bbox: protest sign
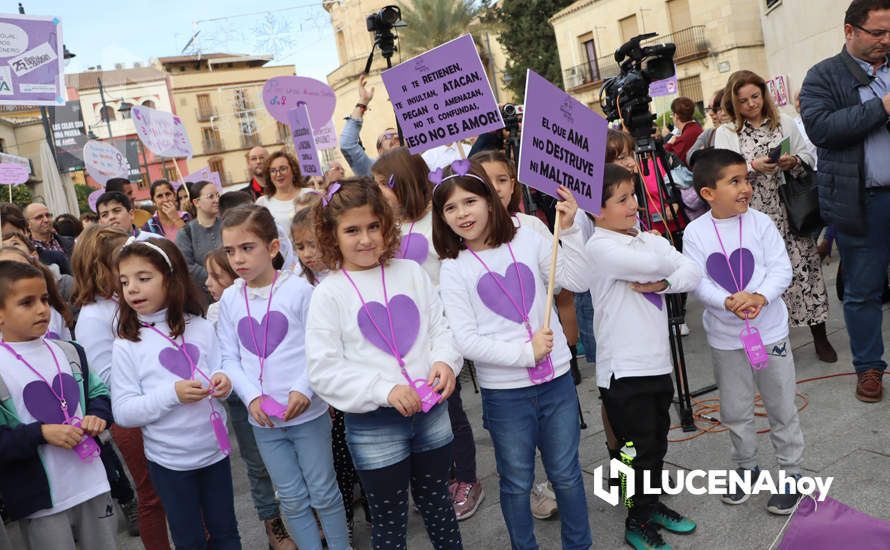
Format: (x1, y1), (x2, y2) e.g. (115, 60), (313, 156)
(287, 104), (322, 177)
(182, 166), (223, 192)
(314, 119), (338, 151)
(132, 105), (193, 158)
(381, 34), (503, 154)
(49, 99), (87, 172)
(0, 14), (65, 106)
(649, 75), (678, 98)
(518, 70), (607, 215)
(0, 162), (28, 184)
(88, 189), (103, 212)
(83, 140), (130, 186)
(263, 76), (336, 129)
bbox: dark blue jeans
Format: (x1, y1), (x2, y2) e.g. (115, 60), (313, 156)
(147, 457), (241, 550)
(481, 373), (591, 550)
(836, 189), (890, 374)
(574, 291), (596, 362)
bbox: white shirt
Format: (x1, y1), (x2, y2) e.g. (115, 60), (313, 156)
(397, 210), (440, 286)
(439, 224), (587, 389)
(683, 209), (792, 350)
(217, 270), (327, 427)
(421, 142), (466, 170)
(306, 259), (461, 413)
(256, 194), (297, 229)
(75, 297), (119, 386)
(112, 311), (228, 471)
(565, 227), (701, 388)
(46, 308), (71, 341)
(0, 339), (109, 518)
(512, 212), (552, 241)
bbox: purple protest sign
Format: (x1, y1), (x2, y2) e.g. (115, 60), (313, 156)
(132, 105), (193, 158)
(314, 119), (338, 151)
(83, 140), (130, 186)
(518, 70), (607, 215)
(0, 14), (65, 106)
(381, 34), (503, 154)
(183, 166), (223, 192)
(88, 189), (103, 213)
(649, 75), (678, 98)
(0, 163), (29, 185)
(287, 105), (322, 177)
(263, 76), (336, 129)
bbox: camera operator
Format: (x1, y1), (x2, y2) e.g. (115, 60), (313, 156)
(338, 74), (402, 177)
(661, 97), (703, 166)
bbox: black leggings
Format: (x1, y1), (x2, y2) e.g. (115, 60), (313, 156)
(357, 444), (462, 550)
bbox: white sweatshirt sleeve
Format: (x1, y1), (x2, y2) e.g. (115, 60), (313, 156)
(546, 223), (590, 293)
(288, 287), (315, 400)
(439, 260), (536, 369)
(752, 215), (793, 303)
(650, 235), (703, 293)
(421, 267), (463, 374)
(217, 292), (263, 407)
(587, 236), (677, 283)
(77, 305), (114, 386)
(682, 227), (733, 310)
(110, 340), (180, 428)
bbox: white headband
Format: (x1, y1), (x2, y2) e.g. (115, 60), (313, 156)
(123, 236), (173, 271)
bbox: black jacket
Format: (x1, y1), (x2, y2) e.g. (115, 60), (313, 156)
(800, 47), (889, 236)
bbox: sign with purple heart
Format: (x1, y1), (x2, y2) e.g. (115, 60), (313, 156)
(132, 105), (193, 159)
(357, 294), (420, 359)
(476, 262), (535, 323)
(183, 166), (223, 193)
(381, 34), (503, 154)
(287, 104), (322, 177)
(518, 70), (608, 215)
(263, 76), (336, 129)
(237, 311), (289, 358)
(314, 119), (338, 151)
(0, 162), (29, 185)
(83, 140), (130, 186)
(22, 372), (79, 424)
(0, 14), (66, 106)
(706, 248), (754, 293)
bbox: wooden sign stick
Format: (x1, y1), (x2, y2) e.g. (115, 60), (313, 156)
(543, 209), (562, 330)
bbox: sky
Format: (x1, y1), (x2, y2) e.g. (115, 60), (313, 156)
(14, 0), (340, 81)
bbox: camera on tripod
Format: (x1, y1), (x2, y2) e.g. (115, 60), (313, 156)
(600, 33), (676, 139)
(501, 103), (524, 133)
(366, 5), (404, 61)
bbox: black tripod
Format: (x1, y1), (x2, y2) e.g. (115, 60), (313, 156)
(362, 23), (405, 146)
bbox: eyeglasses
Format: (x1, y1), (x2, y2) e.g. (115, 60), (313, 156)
(853, 24), (890, 39)
(269, 166), (291, 176)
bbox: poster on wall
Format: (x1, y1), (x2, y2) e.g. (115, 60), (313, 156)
(773, 75), (789, 106)
(0, 13), (66, 106)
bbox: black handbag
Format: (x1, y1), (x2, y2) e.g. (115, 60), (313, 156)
(779, 161), (823, 237)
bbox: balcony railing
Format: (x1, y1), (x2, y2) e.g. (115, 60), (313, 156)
(642, 25), (708, 62)
(240, 133), (261, 148)
(564, 54), (619, 90)
(202, 136), (224, 154)
(196, 106), (217, 122)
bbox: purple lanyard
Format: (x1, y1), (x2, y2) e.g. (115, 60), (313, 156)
(710, 216), (753, 328)
(398, 221), (417, 260)
(342, 264), (413, 384)
(0, 339), (71, 422)
(243, 271), (280, 392)
(467, 243), (534, 339)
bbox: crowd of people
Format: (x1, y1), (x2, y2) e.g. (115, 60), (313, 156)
(0, 1), (888, 550)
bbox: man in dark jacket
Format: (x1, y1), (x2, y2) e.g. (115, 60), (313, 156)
(800, 0), (890, 403)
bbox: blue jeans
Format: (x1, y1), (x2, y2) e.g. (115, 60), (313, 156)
(481, 373), (592, 550)
(252, 414), (349, 550)
(574, 291), (596, 362)
(344, 400), (453, 470)
(147, 457), (240, 550)
(836, 189), (890, 373)
(225, 395), (279, 520)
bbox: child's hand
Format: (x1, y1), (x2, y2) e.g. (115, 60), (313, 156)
(388, 385), (421, 417)
(630, 280), (668, 294)
(531, 328), (554, 362)
(79, 415), (106, 436)
(41, 423), (84, 449)
(427, 362), (456, 401)
(248, 396), (275, 428)
(210, 373), (232, 398)
(175, 380), (210, 404)
(283, 391), (311, 421)
(729, 291), (766, 319)
(555, 186), (578, 230)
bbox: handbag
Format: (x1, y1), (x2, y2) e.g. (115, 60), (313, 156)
(779, 161), (823, 237)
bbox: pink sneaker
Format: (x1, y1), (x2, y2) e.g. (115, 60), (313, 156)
(452, 480), (485, 521)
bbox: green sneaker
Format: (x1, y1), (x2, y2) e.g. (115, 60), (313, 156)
(625, 517), (672, 550)
(649, 502), (697, 534)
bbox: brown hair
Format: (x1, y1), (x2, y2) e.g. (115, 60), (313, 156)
(601, 164), (636, 207)
(710, 89), (725, 112)
(313, 178), (400, 270)
(605, 129), (635, 163)
(290, 205), (319, 285)
(723, 70), (781, 134)
(72, 225), (129, 307)
(371, 147), (432, 222)
(670, 97), (696, 123)
(431, 160), (516, 260)
(0, 203), (27, 234)
(115, 238), (205, 341)
(262, 150), (304, 197)
(204, 247), (238, 287)
(0, 246), (73, 329)
(470, 149), (522, 214)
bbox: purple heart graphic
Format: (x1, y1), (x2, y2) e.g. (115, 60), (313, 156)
(477, 262), (536, 323)
(357, 294), (420, 359)
(642, 292), (664, 310)
(23, 373), (79, 424)
(399, 232), (429, 264)
(237, 311), (289, 358)
(158, 344), (201, 379)
(706, 248), (755, 294)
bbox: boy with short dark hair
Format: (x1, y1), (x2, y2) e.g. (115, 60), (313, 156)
(96, 191), (156, 241)
(565, 164), (701, 549)
(683, 148), (806, 515)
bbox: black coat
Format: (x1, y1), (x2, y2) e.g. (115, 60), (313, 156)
(800, 47), (889, 236)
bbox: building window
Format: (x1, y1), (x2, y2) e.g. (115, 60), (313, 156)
(619, 14), (639, 42)
(678, 74), (705, 113)
(99, 105), (116, 122)
(667, 0), (692, 33)
(581, 36), (599, 83)
(142, 99), (157, 109)
(277, 122), (289, 143)
(0, 138), (6, 153)
(766, 0), (781, 8)
(164, 164), (177, 181)
(202, 127), (223, 153)
(208, 158), (225, 184)
(197, 94), (215, 121)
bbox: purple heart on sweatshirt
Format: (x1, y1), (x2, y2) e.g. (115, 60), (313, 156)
(158, 344), (200, 379)
(399, 232), (429, 264)
(237, 311), (289, 358)
(477, 262), (535, 323)
(357, 294), (420, 359)
(706, 248), (755, 294)
(23, 373), (79, 424)
(642, 292), (664, 310)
